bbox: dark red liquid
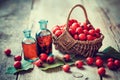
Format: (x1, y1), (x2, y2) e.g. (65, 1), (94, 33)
(22, 42), (38, 60)
(36, 34), (52, 56)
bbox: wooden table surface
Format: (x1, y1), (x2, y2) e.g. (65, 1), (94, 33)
(0, 0), (120, 80)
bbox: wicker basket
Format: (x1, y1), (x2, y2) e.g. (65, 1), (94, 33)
(52, 4), (104, 57)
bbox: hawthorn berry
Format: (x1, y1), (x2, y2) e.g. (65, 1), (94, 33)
(107, 61), (115, 70)
(35, 59), (43, 67)
(114, 60), (120, 68)
(14, 55), (22, 61)
(4, 48), (11, 56)
(78, 33), (87, 41)
(86, 57), (94, 65)
(95, 59), (103, 67)
(62, 64), (70, 72)
(107, 58), (114, 62)
(75, 60), (83, 68)
(98, 67), (106, 76)
(39, 53), (48, 62)
(47, 56), (55, 64)
(63, 54), (71, 62)
(14, 61), (21, 69)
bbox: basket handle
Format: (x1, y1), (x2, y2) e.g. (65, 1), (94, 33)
(66, 4), (90, 30)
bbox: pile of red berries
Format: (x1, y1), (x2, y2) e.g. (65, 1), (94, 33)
(62, 54), (120, 76)
(4, 48), (22, 69)
(35, 53), (55, 67)
(52, 19), (101, 41)
(13, 55), (22, 69)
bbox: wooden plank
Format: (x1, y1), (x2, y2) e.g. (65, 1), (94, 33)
(17, 0), (100, 80)
(96, 0), (120, 51)
(0, 0), (32, 80)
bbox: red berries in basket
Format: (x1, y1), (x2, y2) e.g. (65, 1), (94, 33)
(52, 19), (101, 41)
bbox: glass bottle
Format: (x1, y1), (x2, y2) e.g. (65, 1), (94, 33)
(36, 20), (52, 56)
(22, 29), (38, 61)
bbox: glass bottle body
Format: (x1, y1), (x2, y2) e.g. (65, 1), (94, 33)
(36, 20), (52, 56)
(22, 30), (38, 61)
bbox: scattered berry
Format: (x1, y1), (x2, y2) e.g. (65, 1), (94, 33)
(63, 54), (71, 62)
(14, 55), (22, 61)
(75, 60), (83, 68)
(95, 59), (103, 67)
(107, 61), (115, 70)
(4, 48), (11, 56)
(86, 57), (94, 65)
(62, 64), (70, 72)
(35, 59), (43, 67)
(98, 67), (106, 76)
(39, 53), (48, 62)
(107, 58), (114, 62)
(114, 60), (120, 69)
(47, 56), (55, 64)
(14, 61), (21, 69)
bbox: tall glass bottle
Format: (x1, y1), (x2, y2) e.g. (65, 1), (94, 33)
(22, 29), (38, 61)
(36, 20), (52, 56)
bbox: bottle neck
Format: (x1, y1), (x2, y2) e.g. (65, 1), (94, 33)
(39, 20), (48, 30)
(23, 30), (32, 39)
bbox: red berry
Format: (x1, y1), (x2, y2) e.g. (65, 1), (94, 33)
(114, 60), (120, 68)
(95, 28), (100, 33)
(107, 58), (114, 62)
(68, 19), (78, 27)
(86, 57), (94, 65)
(73, 34), (79, 40)
(52, 25), (60, 34)
(88, 29), (95, 36)
(87, 24), (94, 30)
(83, 29), (88, 35)
(14, 55), (22, 61)
(14, 61), (21, 69)
(69, 28), (75, 36)
(95, 56), (101, 60)
(35, 59), (43, 67)
(83, 22), (88, 30)
(95, 59), (103, 67)
(75, 27), (83, 34)
(39, 53), (48, 62)
(4, 48), (11, 56)
(95, 33), (101, 38)
(107, 61), (115, 70)
(47, 56), (55, 64)
(62, 64), (70, 72)
(63, 54), (71, 62)
(98, 67), (106, 76)
(70, 22), (79, 31)
(79, 33), (87, 41)
(75, 60), (83, 68)
(87, 35), (94, 41)
(55, 30), (63, 37)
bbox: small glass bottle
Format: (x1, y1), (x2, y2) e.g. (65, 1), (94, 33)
(36, 20), (52, 56)
(22, 29), (38, 61)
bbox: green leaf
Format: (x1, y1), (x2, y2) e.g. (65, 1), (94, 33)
(40, 59), (64, 71)
(6, 60), (34, 74)
(39, 57), (74, 71)
(98, 46), (120, 60)
(103, 46), (120, 54)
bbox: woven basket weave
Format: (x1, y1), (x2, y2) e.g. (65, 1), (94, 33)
(53, 4), (104, 57)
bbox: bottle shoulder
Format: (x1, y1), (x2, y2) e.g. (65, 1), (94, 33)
(22, 37), (36, 44)
(36, 29), (52, 37)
